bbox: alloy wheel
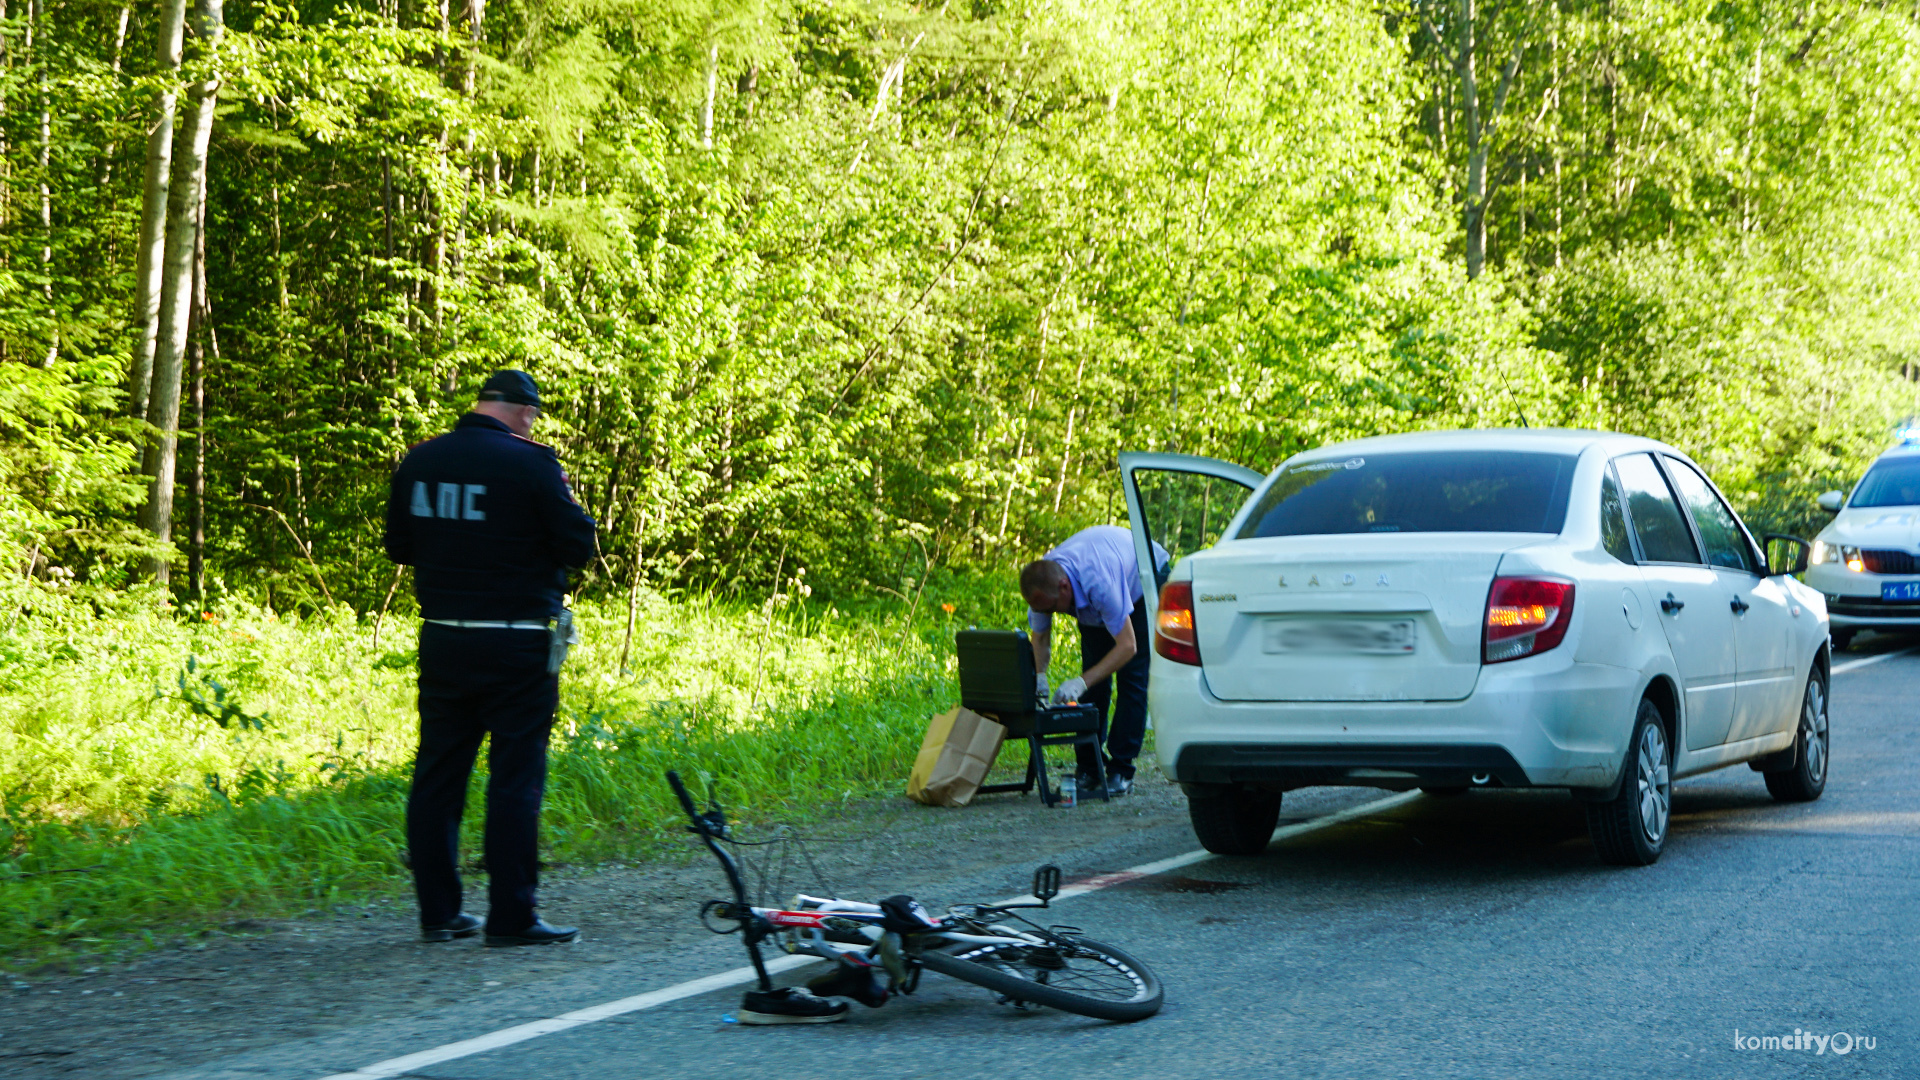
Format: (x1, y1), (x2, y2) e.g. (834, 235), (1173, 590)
(1803, 678), (1829, 785)
(1637, 721), (1671, 845)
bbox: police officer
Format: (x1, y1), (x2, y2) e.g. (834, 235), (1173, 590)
(1020, 525), (1166, 798)
(385, 370), (597, 946)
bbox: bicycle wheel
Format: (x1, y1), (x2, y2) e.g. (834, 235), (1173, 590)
(918, 937), (1163, 1022)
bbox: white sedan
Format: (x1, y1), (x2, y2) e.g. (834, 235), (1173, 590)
(1117, 429), (1832, 866)
(1805, 440), (1920, 649)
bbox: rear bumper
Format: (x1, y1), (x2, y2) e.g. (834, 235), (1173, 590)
(1172, 743), (1529, 789)
(1150, 654), (1641, 791)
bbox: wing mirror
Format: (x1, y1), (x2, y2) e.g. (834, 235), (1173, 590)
(1764, 535), (1810, 577)
(1816, 491), (1844, 513)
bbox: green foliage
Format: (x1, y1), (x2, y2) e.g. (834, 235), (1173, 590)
(172, 656), (274, 732)
(3, 0), (1920, 962)
(0, 569), (1042, 963)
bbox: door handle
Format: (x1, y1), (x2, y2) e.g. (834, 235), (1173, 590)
(1730, 595), (1750, 615)
(1660, 592), (1685, 614)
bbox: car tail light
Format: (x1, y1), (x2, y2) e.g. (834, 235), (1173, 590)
(1155, 581), (1202, 666)
(1483, 576), (1575, 663)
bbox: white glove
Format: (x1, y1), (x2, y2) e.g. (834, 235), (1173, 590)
(1035, 674), (1050, 701)
(1051, 675), (1088, 706)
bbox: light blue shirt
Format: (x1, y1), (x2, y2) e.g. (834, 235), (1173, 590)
(1027, 525), (1167, 637)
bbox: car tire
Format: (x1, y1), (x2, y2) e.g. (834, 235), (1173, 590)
(1764, 671), (1829, 803)
(1186, 785), (1282, 856)
(1419, 786), (1469, 797)
(1586, 698), (1672, 867)
(1829, 630), (1855, 652)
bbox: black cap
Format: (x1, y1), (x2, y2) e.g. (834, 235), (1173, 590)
(477, 369), (541, 407)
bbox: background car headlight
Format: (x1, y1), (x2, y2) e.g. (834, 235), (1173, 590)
(1813, 542), (1864, 570)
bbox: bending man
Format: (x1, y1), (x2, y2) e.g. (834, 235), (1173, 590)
(1020, 524), (1166, 797)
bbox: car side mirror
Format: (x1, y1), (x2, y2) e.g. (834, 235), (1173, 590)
(1764, 535), (1810, 577)
(1816, 491), (1844, 513)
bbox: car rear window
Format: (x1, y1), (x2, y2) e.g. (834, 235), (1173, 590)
(1850, 457), (1920, 508)
(1236, 450), (1578, 538)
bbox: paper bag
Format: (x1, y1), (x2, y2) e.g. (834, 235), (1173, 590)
(906, 707), (1007, 807)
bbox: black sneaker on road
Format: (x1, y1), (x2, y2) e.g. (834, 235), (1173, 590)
(739, 986), (850, 1025)
(806, 954), (890, 1007)
(1105, 772), (1134, 797)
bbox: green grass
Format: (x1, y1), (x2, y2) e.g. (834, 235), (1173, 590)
(0, 570), (1041, 965)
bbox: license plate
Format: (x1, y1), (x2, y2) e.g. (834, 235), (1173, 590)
(1263, 619), (1416, 655)
(1882, 581), (1920, 602)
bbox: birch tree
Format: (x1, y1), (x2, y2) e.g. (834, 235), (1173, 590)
(1409, 0), (1541, 278)
(130, 0), (187, 419)
(138, 0), (222, 583)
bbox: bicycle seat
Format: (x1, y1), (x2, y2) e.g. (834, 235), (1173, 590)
(878, 895), (942, 935)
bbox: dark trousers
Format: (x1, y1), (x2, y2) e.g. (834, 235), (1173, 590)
(1077, 598), (1151, 779)
(408, 624), (557, 933)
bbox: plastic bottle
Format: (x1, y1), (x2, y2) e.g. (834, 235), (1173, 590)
(1058, 773), (1077, 808)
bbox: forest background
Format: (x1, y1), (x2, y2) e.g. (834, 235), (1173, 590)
(2, 0), (1919, 958)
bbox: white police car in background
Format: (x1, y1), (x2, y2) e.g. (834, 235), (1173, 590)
(1807, 439), (1920, 650)
(1117, 430), (1831, 868)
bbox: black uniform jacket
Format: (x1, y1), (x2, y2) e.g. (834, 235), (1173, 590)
(385, 413), (598, 621)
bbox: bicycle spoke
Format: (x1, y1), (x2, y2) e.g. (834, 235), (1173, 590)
(967, 944), (1149, 1002)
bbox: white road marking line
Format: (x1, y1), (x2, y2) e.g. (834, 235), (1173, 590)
(315, 790), (1418, 1079)
(1831, 647), (1918, 675)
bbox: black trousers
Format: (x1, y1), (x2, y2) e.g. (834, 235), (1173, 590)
(1076, 598), (1151, 779)
(408, 624), (557, 933)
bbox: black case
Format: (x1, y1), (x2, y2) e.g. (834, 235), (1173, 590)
(953, 628), (1108, 801)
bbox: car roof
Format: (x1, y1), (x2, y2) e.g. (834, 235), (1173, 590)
(1285, 427), (1671, 463)
(1872, 442), (1920, 463)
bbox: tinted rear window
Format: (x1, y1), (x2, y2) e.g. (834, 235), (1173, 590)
(1850, 457), (1920, 508)
(1237, 450), (1578, 538)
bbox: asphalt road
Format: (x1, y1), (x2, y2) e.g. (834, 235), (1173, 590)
(167, 644), (1918, 1080)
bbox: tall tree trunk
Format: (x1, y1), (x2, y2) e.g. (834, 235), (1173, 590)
(464, 0), (483, 96)
(138, 0), (222, 584)
(131, 0), (188, 418)
(1, 0), (10, 243)
(188, 201), (207, 608)
(702, 42), (718, 147)
(95, 4), (131, 192)
(31, 0), (54, 364)
(1458, 0), (1486, 279)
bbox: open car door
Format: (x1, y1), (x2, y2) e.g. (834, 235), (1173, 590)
(1118, 452), (1265, 625)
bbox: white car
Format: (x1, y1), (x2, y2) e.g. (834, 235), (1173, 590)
(1116, 429), (1831, 866)
(1806, 441), (1920, 649)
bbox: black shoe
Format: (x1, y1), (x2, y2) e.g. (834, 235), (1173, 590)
(805, 954), (889, 1008)
(738, 986), (850, 1025)
(484, 918), (580, 947)
(1104, 772), (1134, 797)
(421, 913), (483, 943)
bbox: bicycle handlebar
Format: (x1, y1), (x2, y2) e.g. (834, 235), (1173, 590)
(665, 769), (700, 824)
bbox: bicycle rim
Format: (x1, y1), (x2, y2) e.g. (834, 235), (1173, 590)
(919, 937), (1163, 1022)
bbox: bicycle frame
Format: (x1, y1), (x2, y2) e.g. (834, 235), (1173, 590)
(666, 770), (1067, 994)
(754, 896), (1065, 961)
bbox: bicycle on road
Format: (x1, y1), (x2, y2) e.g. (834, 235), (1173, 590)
(666, 770), (1164, 1024)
